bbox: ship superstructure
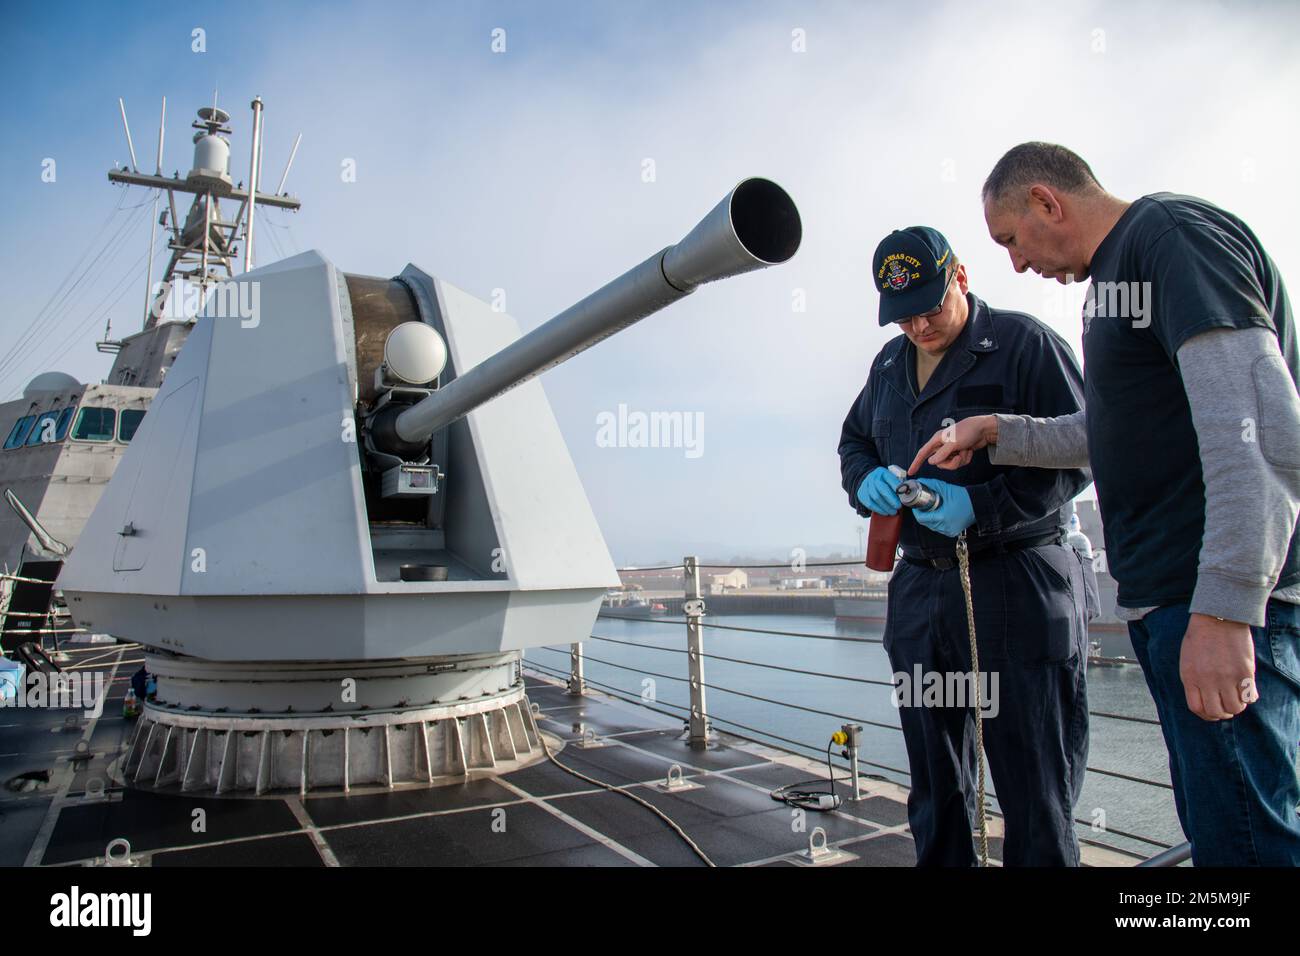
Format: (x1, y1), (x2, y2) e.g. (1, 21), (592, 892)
(0, 98), (299, 648)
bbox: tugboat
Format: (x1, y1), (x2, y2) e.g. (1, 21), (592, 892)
(601, 590), (668, 619)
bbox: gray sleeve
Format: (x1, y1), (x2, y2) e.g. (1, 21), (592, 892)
(987, 409), (1090, 469)
(1178, 326), (1300, 627)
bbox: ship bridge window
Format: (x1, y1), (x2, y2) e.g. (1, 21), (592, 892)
(118, 409), (145, 442)
(71, 407), (117, 442)
(55, 406), (74, 440)
(3, 415), (36, 449)
(24, 410), (63, 446)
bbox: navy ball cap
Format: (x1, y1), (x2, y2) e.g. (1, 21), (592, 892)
(872, 226), (954, 326)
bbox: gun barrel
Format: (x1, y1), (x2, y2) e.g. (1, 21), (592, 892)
(393, 177), (800, 443)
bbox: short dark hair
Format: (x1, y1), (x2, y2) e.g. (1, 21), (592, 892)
(982, 142), (1103, 206)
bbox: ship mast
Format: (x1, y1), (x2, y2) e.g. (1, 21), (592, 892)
(104, 96), (302, 337)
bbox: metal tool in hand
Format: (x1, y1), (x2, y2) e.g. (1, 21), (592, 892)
(887, 464), (942, 512)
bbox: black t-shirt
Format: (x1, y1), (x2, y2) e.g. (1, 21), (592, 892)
(1083, 192), (1299, 609)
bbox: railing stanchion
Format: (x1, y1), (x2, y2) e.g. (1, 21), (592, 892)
(1136, 841), (1192, 867)
(568, 642), (585, 696)
(684, 555), (711, 744)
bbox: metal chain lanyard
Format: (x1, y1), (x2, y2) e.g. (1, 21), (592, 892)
(955, 530), (991, 867)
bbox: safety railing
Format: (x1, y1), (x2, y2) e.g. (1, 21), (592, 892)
(0, 572), (86, 662)
(526, 554), (1190, 865)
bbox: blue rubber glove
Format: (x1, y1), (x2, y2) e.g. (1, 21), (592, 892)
(911, 477), (976, 537)
(856, 467), (902, 516)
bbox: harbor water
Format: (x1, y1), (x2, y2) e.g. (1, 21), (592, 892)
(526, 611), (1182, 860)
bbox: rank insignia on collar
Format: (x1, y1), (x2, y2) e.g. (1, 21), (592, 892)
(978, 338), (992, 348)
(880, 356), (894, 368)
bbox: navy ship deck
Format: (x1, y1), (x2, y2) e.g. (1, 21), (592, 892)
(2, 646), (1145, 867)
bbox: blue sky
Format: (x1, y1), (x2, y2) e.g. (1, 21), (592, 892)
(3, 0), (1298, 563)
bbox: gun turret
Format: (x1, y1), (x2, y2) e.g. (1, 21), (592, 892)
(366, 177), (800, 458)
(60, 176), (801, 796)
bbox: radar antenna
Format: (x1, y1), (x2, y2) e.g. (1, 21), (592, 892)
(105, 96), (303, 335)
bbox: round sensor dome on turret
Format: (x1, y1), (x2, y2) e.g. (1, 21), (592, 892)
(383, 321), (448, 385)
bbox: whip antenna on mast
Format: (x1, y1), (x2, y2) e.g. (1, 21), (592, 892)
(244, 96), (264, 271)
(117, 98), (139, 171)
(276, 132), (302, 196)
(141, 96), (166, 330)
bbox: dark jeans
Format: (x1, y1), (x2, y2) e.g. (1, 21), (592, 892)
(884, 542), (1090, 866)
(1127, 600), (1300, 866)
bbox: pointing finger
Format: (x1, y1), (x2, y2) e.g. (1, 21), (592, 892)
(908, 435), (945, 474)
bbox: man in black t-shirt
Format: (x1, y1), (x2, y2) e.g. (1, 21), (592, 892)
(911, 143), (1300, 866)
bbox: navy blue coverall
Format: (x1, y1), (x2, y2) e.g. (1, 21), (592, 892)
(838, 292), (1092, 866)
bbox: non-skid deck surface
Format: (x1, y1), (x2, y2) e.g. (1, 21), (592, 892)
(3, 662), (932, 867)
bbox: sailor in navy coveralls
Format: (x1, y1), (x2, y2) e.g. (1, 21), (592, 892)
(838, 226), (1092, 866)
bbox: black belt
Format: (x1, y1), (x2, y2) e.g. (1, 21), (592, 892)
(901, 531), (1064, 571)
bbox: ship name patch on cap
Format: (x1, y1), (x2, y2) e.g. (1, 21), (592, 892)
(878, 253), (922, 292)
